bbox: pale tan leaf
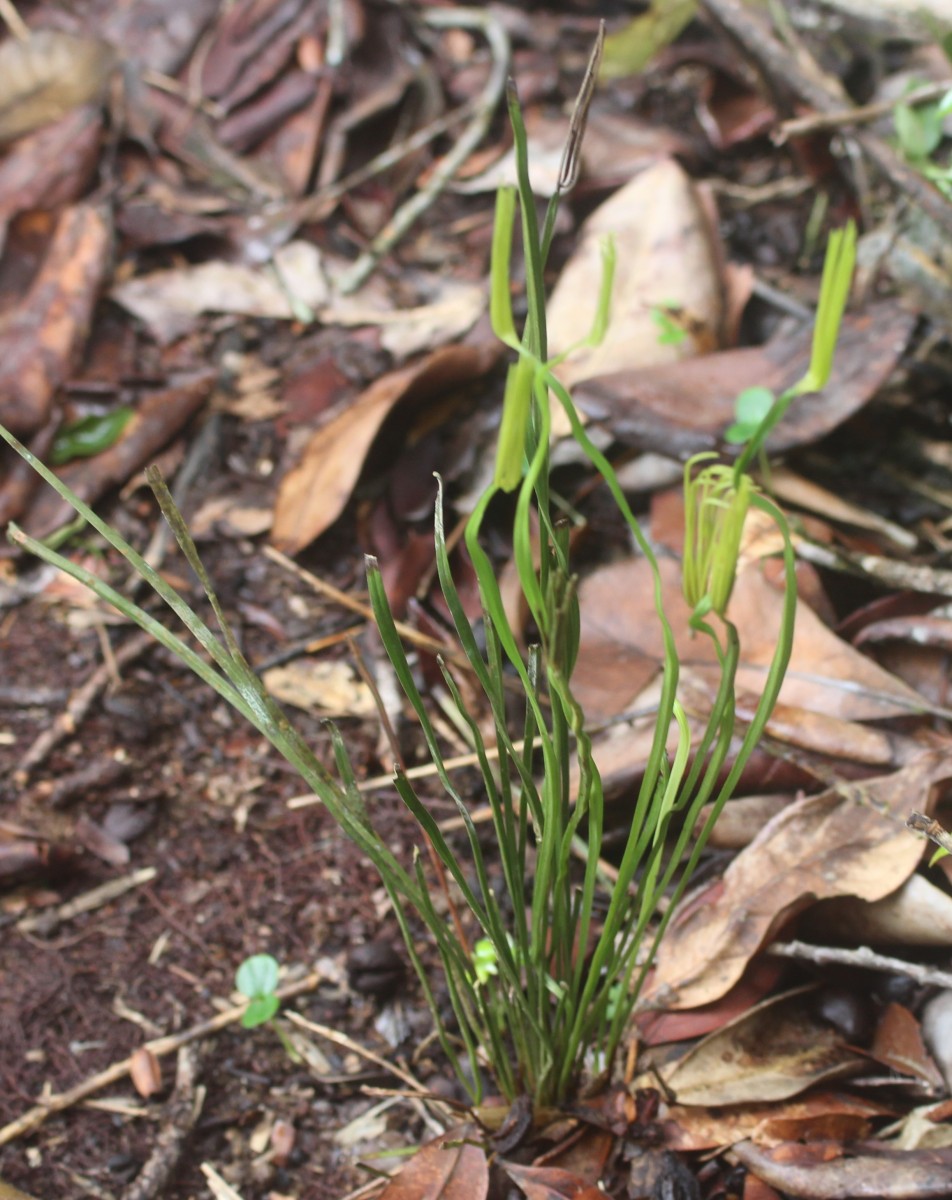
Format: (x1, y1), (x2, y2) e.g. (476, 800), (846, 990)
(548, 159), (724, 390)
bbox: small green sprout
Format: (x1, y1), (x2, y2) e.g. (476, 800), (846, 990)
(50, 407), (134, 465)
(472, 938), (500, 986)
(650, 304), (689, 346)
(236, 953), (281, 1028)
(725, 386), (774, 445)
(794, 219), (857, 397)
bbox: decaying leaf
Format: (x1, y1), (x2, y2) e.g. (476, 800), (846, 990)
(0, 203), (112, 436)
(378, 1127), (489, 1200)
(0, 31), (116, 143)
(272, 343), (499, 554)
(645, 750), (952, 1009)
(661, 986), (864, 1106)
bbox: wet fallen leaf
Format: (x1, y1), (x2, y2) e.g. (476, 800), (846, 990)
(645, 750), (952, 1009)
(272, 342), (499, 554)
(662, 987), (863, 1106)
(378, 1126), (489, 1200)
(0, 31), (116, 143)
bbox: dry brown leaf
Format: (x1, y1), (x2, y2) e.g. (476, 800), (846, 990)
(0, 31), (116, 143)
(0, 202), (112, 436)
(272, 343), (499, 554)
(645, 750), (952, 1009)
(378, 1126), (488, 1200)
(663, 1090), (885, 1152)
(572, 303), (915, 460)
(573, 556), (925, 726)
(548, 159), (724, 390)
(662, 987), (863, 1106)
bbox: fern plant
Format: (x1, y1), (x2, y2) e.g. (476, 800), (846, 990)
(0, 47), (855, 1112)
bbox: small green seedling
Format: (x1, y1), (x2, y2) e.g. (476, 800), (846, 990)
(650, 304), (689, 346)
(236, 953), (281, 1028)
(894, 83), (952, 197)
(724, 386), (774, 445)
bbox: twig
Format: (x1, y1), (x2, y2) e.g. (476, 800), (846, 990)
(777, 80), (952, 143)
(0, 970), (324, 1147)
(13, 629), (155, 784)
(16, 865), (157, 935)
(336, 6), (510, 293)
(263, 545), (471, 670)
(767, 939), (952, 989)
(121, 1044), (206, 1200)
(699, 0), (952, 240)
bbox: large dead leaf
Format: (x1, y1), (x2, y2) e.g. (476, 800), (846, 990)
(662, 987), (863, 1106)
(272, 343), (499, 554)
(547, 159), (724, 388)
(379, 1127), (488, 1200)
(573, 556), (925, 725)
(644, 750), (952, 1009)
(572, 303), (915, 459)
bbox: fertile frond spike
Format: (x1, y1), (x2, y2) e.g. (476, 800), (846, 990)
(490, 187), (518, 345)
(796, 219), (856, 396)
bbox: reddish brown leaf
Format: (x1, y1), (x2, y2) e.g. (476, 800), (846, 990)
(378, 1127), (488, 1200)
(0, 203), (112, 436)
(501, 1162), (604, 1200)
(272, 343), (499, 554)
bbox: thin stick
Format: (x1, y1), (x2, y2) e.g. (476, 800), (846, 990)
(14, 629), (155, 784)
(336, 7), (510, 293)
(0, 971), (324, 1147)
(777, 81), (952, 143)
(767, 939), (952, 990)
(263, 545), (467, 667)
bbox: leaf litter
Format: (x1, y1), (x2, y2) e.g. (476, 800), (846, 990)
(5, 1), (952, 1198)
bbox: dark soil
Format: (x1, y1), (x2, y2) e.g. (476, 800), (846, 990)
(0, 498), (448, 1199)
